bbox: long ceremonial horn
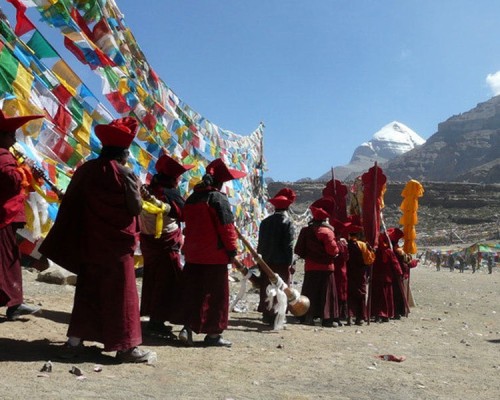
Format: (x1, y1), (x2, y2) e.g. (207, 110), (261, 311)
(11, 146), (65, 200)
(235, 226), (310, 317)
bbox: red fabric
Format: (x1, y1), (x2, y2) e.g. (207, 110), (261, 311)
(67, 257), (142, 351)
(0, 149), (26, 228)
(155, 154), (193, 178)
(370, 247), (401, 319)
(183, 188), (238, 265)
(40, 158), (142, 350)
(322, 179), (348, 222)
(0, 110), (43, 133)
(52, 84), (73, 105)
(53, 106), (73, 133)
(347, 239), (368, 321)
(94, 117), (138, 148)
(205, 158), (246, 182)
(361, 165), (387, 248)
(295, 225), (338, 271)
(140, 230), (184, 324)
(181, 263), (229, 334)
(40, 158), (140, 274)
(300, 270), (338, 321)
(333, 239), (349, 302)
(0, 225), (23, 307)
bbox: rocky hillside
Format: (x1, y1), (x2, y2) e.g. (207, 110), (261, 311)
(383, 96), (500, 183)
(268, 181), (500, 247)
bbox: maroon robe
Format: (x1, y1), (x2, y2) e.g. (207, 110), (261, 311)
(40, 157), (142, 351)
(181, 263), (229, 334)
(0, 149), (26, 307)
(347, 239), (368, 321)
(371, 246), (402, 319)
(140, 229), (183, 324)
(333, 238), (349, 319)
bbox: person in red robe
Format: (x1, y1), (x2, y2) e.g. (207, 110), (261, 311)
(40, 117), (151, 363)
(0, 110), (43, 321)
(331, 219), (350, 325)
(346, 226), (375, 325)
(256, 188), (296, 325)
(139, 153), (193, 338)
(387, 228), (410, 319)
(179, 158), (246, 347)
(370, 233), (403, 322)
(294, 198), (340, 327)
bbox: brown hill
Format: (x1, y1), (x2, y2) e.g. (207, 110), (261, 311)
(268, 181), (500, 247)
(383, 96), (500, 183)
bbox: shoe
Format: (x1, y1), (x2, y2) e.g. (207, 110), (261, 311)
(6, 303), (41, 321)
(179, 327), (193, 347)
(146, 321), (177, 340)
(59, 342), (84, 359)
(321, 319), (339, 328)
(355, 319), (364, 326)
(203, 335), (232, 347)
(116, 347), (151, 363)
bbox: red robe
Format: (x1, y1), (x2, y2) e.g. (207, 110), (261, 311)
(295, 223), (339, 321)
(40, 157), (142, 351)
(0, 149), (26, 307)
(371, 247), (402, 319)
(181, 183), (237, 334)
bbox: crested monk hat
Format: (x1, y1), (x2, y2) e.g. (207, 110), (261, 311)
(206, 158), (246, 183)
(155, 154), (194, 179)
(0, 110), (44, 134)
(95, 117), (138, 148)
(309, 197), (335, 221)
(269, 188), (296, 209)
(387, 227), (404, 243)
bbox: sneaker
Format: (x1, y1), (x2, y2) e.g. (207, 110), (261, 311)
(6, 303), (41, 321)
(116, 347), (151, 363)
(59, 342), (84, 359)
(178, 327), (193, 347)
(203, 335), (232, 347)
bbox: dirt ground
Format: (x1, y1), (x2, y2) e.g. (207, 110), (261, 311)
(0, 259), (499, 400)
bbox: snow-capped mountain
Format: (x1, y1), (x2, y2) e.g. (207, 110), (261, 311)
(317, 121), (425, 181)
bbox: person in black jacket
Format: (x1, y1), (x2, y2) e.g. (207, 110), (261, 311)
(256, 188), (296, 325)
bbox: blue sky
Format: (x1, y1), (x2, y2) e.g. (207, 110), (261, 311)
(4, 0), (500, 181)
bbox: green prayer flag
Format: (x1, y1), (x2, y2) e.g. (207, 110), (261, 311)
(0, 46), (19, 93)
(26, 31), (58, 59)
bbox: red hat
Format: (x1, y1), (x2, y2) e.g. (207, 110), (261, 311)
(206, 158), (246, 183)
(155, 154), (194, 178)
(95, 117), (138, 148)
(0, 110), (44, 133)
(309, 198), (335, 220)
(269, 188), (296, 209)
(387, 227), (404, 243)
(330, 219), (351, 237)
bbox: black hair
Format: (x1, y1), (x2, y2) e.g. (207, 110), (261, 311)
(99, 146), (129, 163)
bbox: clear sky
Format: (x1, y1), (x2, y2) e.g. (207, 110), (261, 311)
(4, 0), (500, 181)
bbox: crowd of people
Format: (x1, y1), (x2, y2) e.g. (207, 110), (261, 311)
(423, 250), (497, 274)
(1, 112), (418, 365)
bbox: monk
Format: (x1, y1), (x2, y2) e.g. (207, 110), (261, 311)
(139, 153), (193, 338)
(294, 198), (339, 327)
(179, 158), (246, 347)
(0, 110), (43, 321)
(370, 233), (402, 322)
(387, 228), (410, 319)
(40, 117), (151, 363)
(346, 226), (375, 326)
(256, 188), (296, 325)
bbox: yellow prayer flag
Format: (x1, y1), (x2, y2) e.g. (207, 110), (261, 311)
(13, 65), (34, 101)
(73, 110), (92, 147)
(52, 60), (82, 89)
